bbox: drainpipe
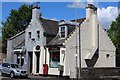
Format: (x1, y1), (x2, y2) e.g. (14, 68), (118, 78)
(44, 46), (47, 64)
(78, 24), (81, 78)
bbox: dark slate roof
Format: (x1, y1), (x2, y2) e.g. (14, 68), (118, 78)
(8, 17), (85, 48)
(13, 40), (25, 49)
(9, 31), (25, 49)
(8, 18), (59, 49)
(9, 31), (25, 40)
(47, 34), (65, 46)
(71, 18), (86, 24)
(40, 18), (59, 36)
(47, 18), (85, 46)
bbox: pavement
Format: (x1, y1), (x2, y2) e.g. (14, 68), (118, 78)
(0, 74), (70, 80)
(0, 70), (70, 80)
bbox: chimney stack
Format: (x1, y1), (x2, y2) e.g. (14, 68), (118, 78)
(86, 4), (97, 20)
(32, 6), (40, 20)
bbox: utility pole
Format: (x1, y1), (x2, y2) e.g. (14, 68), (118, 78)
(78, 22), (81, 78)
(75, 1), (78, 79)
(75, 0), (81, 78)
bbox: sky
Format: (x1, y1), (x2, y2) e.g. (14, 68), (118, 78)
(0, 2), (119, 29)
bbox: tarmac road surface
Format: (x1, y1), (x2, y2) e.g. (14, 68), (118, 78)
(0, 75), (70, 80)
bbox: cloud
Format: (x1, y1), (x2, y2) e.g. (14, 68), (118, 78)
(67, 2), (87, 8)
(87, 0), (94, 4)
(67, 2), (98, 9)
(67, 2), (118, 29)
(50, 18), (58, 21)
(97, 6), (118, 29)
(67, 0), (97, 8)
(118, 1), (120, 14)
(22, 2), (34, 5)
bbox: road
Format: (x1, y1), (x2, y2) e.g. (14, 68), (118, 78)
(0, 75), (69, 80)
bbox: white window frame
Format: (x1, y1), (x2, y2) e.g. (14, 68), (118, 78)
(28, 32), (31, 39)
(59, 26), (67, 38)
(36, 30), (40, 41)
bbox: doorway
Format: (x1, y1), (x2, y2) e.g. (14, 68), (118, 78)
(35, 52), (40, 73)
(28, 52), (33, 73)
(16, 53), (24, 66)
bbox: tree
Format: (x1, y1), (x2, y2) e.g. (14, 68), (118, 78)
(2, 4), (33, 53)
(107, 14), (120, 67)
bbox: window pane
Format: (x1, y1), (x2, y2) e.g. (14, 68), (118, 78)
(49, 47), (60, 68)
(28, 32), (31, 38)
(60, 27), (65, 38)
(17, 55), (20, 64)
(11, 64), (19, 68)
(61, 32), (65, 38)
(61, 27), (65, 32)
(37, 31), (40, 41)
(21, 58), (24, 66)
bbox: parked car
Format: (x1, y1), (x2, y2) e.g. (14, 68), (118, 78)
(1, 63), (28, 78)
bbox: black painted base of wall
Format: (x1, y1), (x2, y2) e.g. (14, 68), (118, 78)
(81, 67), (120, 79)
(30, 67), (120, 79)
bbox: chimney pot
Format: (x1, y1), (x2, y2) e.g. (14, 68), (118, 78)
(86, 4), (97, 20)
(32, 5), (40, 20)
(32, 6), (40, 9)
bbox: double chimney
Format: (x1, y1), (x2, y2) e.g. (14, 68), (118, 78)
(31, 4), (97, 20)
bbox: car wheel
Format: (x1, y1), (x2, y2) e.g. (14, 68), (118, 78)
(1, 72), (4, 76)
(10, 72), (14, 78)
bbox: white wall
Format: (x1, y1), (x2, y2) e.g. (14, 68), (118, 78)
(32, 46), (45, 74)
(7, 40), (13, 63)
(64, 13), (116, 78)
(94, 23), (115, 67)
(24, 8), (46, 72)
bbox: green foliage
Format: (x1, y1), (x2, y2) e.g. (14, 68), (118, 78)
(2, 4), (33, 53)
(107, 14), (120, 67)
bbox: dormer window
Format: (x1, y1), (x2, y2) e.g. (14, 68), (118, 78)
(37, 31), (40, 41)
(60, 26), (66, 38)
(28, 32), (31, 38)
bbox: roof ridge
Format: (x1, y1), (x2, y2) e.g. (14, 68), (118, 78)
(47, 34), (60, 45)
(40, 17), (59, 22)
(9, 31), (25, 40)
(70, 17), (86, 21)
(14, 39), (25, 48)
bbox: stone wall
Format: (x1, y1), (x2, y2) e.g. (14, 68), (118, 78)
(81, 67), (120, 78)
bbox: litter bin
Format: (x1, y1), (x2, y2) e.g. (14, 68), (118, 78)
(43, 64), (48, 76)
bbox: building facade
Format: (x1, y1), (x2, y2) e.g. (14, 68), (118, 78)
(6, 4), (116, 78)
(64, 4), (116, 78)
